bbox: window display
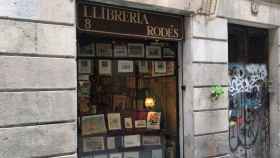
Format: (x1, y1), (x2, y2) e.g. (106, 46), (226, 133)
(78, 36), (178, 158)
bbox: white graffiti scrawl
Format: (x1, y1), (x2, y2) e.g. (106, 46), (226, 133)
(229, 64), (267, 96)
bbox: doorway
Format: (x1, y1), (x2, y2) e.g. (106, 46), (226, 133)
(228, 24), (270, 158)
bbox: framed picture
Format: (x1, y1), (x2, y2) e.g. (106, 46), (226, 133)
(152, 149), (163, 158)
(109, 153), (122, 158)
(135, 120), (146, 128)
(78, 74), (90, 81)
(79, 59), (92, 74)
(137, 61), (149, 73)
(142, 136), (161, 146)
(96, 43), (113, 57)
(147, 112), (161, 129)
(163, 47), (175, 58)
(146, 46), (161, 58)
(118, 60), (134, 73)
(114, 44), (127, 57)
(124, 135), (141, 148)
(128, 43), (145, 58)
(94, 155), (108, 158)
(79, 43), (95, 57)
(83, 136), (105, 152)
(78, 81), (91, 97)
(81, 114), (107, 135)
(124, 152), (139, 158)
(99, 60), (112, 75)
(113, 95), (128, 111)
(107, 137), (116, 149)
(124, 117), (133, 129)
(154, 61), (166, 74)
(166, 62), (175, 75)
(107, 113), (122, 130)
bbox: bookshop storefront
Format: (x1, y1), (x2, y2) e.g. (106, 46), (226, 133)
(76, 1), (184, 158)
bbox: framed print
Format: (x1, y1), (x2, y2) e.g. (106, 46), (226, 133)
(79, 43), (95, 56)
(99, 60), (112, 75)
(166, 62), (175, 75)
(154, 61), (166, 74)
(147, 112), (161, 129)
(142, 136), (161, 146)
(137, 61), (149, 73)
(78, 74), (90, 81)
(107, 113), (122, 130)
(94, 155), (107, 158)
(128, 43), (144, 58)
(163, 47), (175, 58)
(114, 44), (127, 57)
(124, 152), (139, 158)
(124, 117), (133, 129)
(113, 95), (128, 111)
(79, 59), (92, 74)
(83, 136), (105, 152)
(118, 60), (134, 73)
(96, 43), (113, 57)
(109, 153), (122, 158)
(124, 135), (141, 147)
(135, 120), (146, 128)
(152, 149), (163, 158)
(78, 81), (91, 97)
(146, 46), (161, 58)
(79, 96), (91, 114)
(81, 114), (107, 135)
(107, 137), (116, 149)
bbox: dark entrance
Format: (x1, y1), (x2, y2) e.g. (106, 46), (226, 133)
(228, 24), (270, 158)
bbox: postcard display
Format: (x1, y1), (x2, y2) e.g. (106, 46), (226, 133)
(78, 37), (178, 158)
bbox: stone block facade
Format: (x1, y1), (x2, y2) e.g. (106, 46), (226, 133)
(0, 0), (77, 158)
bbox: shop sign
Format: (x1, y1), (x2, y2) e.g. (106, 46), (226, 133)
(77, 2), (184, 40)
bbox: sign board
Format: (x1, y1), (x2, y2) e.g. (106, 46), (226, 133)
(77, 2), (184, 40)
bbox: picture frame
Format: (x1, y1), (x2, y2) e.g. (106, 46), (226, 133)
(147, 112), (161, 129)
(114, 44), (127, 57)
(163, 47), (176, 58)
(107, 137), (116, 149)
(107, 113), (122, 130)
(112, 95), (128, 111)
(154, 61), (166, 74)
(142, 136), (161, 146)
(78, 81), (91, 97)
(128, 43), (145, 58)
(166, 62), (175, 76)
(124, 117), (133, 129)
(96, 43), (113, 57)
(109, 153), (122, 158)
(146, 46), (161, 58)
(81, 114), (107, 135)
(135, 120), (146, 128)
(118, 60), (134, 73)
(83, 136), (105, 152)
(124, 152), (139, 158)
(124, 135), (141, 148)
(137, 61), (149, 73)
(99, 60), (112, 75)
(79, 43), (95, 57)
(79, 59), (92, 74)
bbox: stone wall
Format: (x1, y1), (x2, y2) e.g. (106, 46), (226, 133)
(183, 15), (230, 158)
(0, 0), (77, 158)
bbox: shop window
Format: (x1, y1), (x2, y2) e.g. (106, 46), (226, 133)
(77, 34), (179, 158)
